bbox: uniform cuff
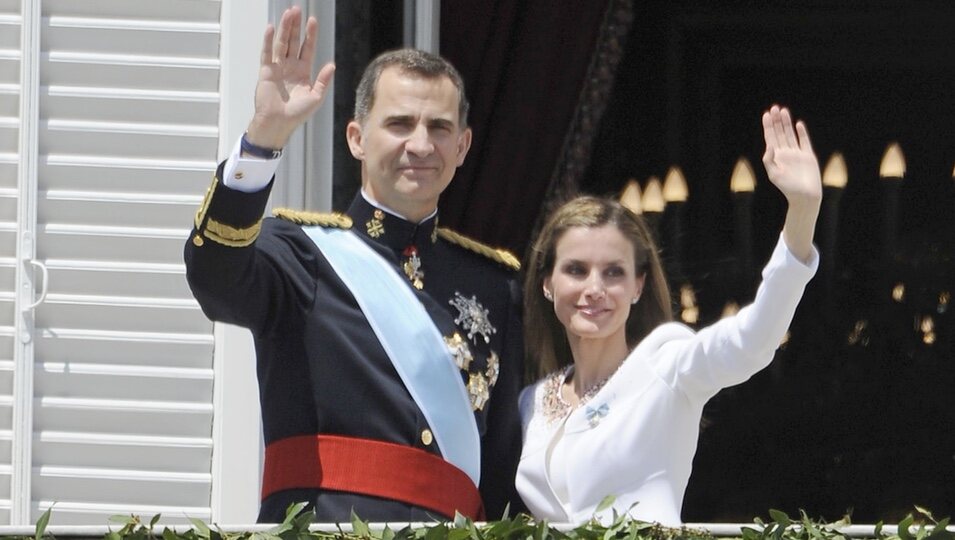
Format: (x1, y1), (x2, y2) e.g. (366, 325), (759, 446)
(191, 161), (273, 248)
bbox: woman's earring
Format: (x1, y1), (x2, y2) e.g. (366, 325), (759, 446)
(631, 294), (640, 305)
(544, 291), (553, 301)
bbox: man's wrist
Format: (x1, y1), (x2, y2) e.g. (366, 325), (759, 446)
(240, 132), (283, 160)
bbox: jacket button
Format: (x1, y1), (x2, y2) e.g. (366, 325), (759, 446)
(420, 429), (433, 446)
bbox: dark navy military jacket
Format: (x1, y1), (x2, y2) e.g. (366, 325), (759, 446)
(184, 168), (524, 523)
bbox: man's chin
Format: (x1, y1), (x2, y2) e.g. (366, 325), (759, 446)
(395, 179), (449, 200)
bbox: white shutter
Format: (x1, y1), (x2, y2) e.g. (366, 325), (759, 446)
(25, 0), (222, 525)
(0, 0), (20, 525)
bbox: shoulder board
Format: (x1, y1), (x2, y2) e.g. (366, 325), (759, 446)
(273, 208), (353, 229)
(436, 227), (521, 271)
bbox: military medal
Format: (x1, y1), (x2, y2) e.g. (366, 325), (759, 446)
(402, 245), (424, 289)
(444, 332), (473, 371)
(366, 209), (385, 238)
(485, 350), (500, 387)
(468, 372), (490, 410)
(449, 292), (496, 344)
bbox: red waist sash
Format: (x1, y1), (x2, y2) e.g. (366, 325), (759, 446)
(262, 434), (484, 520)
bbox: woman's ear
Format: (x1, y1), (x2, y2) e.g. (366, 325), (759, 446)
(542, 278), (553, 302)
(634, 273), (647, 300)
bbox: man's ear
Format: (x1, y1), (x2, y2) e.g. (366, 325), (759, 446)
(346, 120), (364, 159)
(455, 127), (472, 166)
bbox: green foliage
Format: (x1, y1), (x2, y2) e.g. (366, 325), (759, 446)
(7, 505), (953, 540)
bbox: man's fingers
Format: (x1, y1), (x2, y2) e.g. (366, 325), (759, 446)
(299, 16), (318, 64)
(287, 10), (302, 58)
(261, 24), (275, 66)
(314, 63), (336, 94)
(273, 7), (299, 61)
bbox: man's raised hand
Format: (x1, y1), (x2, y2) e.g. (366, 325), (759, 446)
(246, 6), (336, 150)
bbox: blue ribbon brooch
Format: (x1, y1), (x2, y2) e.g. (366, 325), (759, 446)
(585, 403), (609, 427)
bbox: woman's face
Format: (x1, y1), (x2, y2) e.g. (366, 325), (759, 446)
(543, 225), (645, 346)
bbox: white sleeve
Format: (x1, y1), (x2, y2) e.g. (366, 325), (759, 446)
(518, 383), (539, 435)
(221, 135), (283, 193)
(654, 234), (819, 402)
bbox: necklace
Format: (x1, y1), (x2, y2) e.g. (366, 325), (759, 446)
(540, 363), (619, 424)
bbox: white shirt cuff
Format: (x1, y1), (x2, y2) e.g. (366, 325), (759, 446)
(221, 135), (282, 193)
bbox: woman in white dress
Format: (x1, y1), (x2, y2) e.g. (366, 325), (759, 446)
(516, 106), (822, 525)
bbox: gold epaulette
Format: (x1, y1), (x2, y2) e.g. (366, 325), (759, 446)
(273, 208), (353, 229)
(436, 228), (521, 271)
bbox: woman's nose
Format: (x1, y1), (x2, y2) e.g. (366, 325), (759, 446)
(584, 274), (606, 298)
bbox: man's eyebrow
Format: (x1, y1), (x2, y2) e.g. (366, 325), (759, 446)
(382, 114), (414, 123)
(428, 117), (455, 128)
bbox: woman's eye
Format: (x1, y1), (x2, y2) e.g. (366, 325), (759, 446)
(605, 266), (625, 278)
(563, 264), (585, 276)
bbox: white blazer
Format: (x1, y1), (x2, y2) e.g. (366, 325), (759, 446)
(516, 236), (818, 526)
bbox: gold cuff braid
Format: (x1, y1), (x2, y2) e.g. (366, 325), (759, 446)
(193, 175), (262, 248)
(203, 217), (262, 247)
(194, 175), (217, 229)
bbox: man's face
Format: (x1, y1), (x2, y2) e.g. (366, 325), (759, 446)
(346, 67), (472, 222)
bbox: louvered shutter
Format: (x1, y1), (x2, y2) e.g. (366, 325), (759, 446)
(25, 0), (222, 525)
(0, 0), (21, 524)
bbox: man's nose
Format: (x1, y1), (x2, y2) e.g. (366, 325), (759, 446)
(405, 124), (434, 156)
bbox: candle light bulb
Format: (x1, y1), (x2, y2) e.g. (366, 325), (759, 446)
(879, 142), (906, 179)
(823, 153), (848, 188)
(620, 179), (643, 214)
(721, 301), (740, 318)
(663, 166), (689, 202)
(730, 158), (756, 193)
(680, 284), (698, 325)
(642, 176), (665, 213)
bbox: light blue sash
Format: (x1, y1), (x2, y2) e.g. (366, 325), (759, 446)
(303, 226), (481, 486)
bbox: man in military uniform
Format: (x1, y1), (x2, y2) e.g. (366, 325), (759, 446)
(184, 7), (523, 523)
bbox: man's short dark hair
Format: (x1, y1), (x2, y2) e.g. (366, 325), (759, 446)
(353, 49), (470, 127)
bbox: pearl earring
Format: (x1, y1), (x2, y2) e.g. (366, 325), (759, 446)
(544, 291), (553, 301)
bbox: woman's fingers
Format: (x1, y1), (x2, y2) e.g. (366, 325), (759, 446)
(796, 120), (813, 153)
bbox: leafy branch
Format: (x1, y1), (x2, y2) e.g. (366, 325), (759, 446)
(8, 505), (952, 540)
